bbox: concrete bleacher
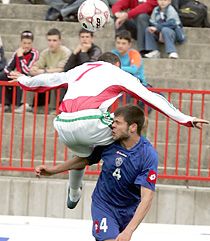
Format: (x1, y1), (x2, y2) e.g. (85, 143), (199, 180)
(0, 0), (210, 223)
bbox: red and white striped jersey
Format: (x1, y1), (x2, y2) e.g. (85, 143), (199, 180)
(18, 61), (195, 127)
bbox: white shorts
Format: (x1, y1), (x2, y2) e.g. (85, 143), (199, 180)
(53, 109), (114, 157)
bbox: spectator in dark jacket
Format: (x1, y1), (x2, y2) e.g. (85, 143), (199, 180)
(0, 37), (6, 72)
(112, 0), (158, 55)
(64, 28), (102, 71)
(0, 31), (39, 112)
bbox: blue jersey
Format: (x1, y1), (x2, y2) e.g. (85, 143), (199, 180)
(90, 136), (158, 208)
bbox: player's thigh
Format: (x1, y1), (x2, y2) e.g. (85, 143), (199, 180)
(91, 203), (119, 241)
(67, 144), (93, 157)
(53, 116), (113, 146)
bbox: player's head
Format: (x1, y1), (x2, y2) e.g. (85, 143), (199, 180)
(46, 28), (61, 52)
(20, 31), (34, 53)
(115, 30), (132, 55)
(79, 28), (94, 45)
(112, 105), (145, 141)
(98, 52), (121, 67)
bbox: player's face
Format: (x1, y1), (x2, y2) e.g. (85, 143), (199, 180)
(47, 35), (61, 52)
(79, 33), (93, 45)
(112, 115), (130, 141)
(21, 39), (33, 53)
(115, 37), (131, 55)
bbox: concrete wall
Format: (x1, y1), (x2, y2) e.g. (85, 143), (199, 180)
(1, 176), (210, 225)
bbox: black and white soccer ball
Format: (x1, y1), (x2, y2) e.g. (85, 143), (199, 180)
(78, 0), (110, 32)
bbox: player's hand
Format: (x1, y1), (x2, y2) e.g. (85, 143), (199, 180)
(34, 165), (55, 177)
(115, 229), (133, 241)
(192, 118), (209, 129)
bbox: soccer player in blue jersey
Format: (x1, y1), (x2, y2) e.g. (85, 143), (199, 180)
(35, 105), (158, 241)
(88, 105), (158, 241)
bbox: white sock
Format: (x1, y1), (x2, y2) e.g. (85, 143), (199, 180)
(68, 169), (85, 202)
(69, 188), (82, 202)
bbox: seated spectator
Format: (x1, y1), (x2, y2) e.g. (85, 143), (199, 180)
(112, 29), (147, 87)
(0, 36), (7, 107)
(112, 0), (158, 56)
(30, 28), (71, 113)
(64, 28), (102, 71)
(0, 36), (7, 73)
(144, 0), (185, 59)
(0, 31), (39, 113)
(112, 30), (149, 136)
(45, 0), (115, 22)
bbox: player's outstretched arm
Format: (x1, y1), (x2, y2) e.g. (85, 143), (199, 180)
(35, 156), (88, 177)
(192, 118), (209, 129)
(122, 75), (209, 128)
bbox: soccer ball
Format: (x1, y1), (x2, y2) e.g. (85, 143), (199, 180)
(77, 0), (110, 32)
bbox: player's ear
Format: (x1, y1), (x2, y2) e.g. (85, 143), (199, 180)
(129, 123), (137, 133)
(115, 61), (121, 68)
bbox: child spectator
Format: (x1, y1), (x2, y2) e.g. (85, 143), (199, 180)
(144, 0), (185, 59)
(112, 30), (149, 136)
(64, 28), (101, 71)
(0, 31), (39, 112)
(112, 29), (147, 87)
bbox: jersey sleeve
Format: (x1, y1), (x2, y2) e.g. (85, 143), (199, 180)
(134, 147), (158, 191)
(17, 72), (69, 92)
(117, 69), (195, 127)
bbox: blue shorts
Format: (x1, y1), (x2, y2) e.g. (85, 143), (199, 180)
(91, 200), (137, 241)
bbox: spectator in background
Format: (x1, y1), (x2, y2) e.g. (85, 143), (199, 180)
(112, 30), (147, 87)
(30, 28), (71, 113)
(0, 37), (7, 72)
(0, 31), (38, 113)
(112, 0), (158, 56)
(0, 36), (7, 106)
(64, 28), (102, 72)
(144, 0), (185, 59)
(112, 30), (150, 136)
(44, 0), (115, 22)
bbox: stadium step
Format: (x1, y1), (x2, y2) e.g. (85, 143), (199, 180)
(148, 77), (210, 90)
(0, 3), (48, 20)
(143, 58), (210, 80)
